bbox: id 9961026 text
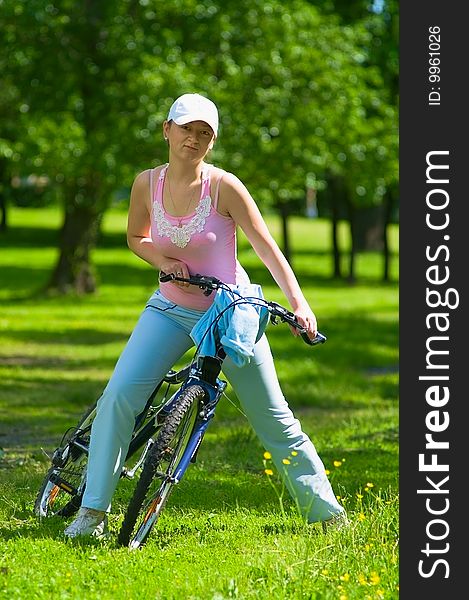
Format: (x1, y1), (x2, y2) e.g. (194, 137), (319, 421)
(428, 25), (441, 106)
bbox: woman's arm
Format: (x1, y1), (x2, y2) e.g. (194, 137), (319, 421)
(126, 169), (190, 283)
(127, 169), (163, 269)
(218, 173), (318, 339)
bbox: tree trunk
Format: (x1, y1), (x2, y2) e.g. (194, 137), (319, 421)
(47, 191), (104, 294)
(0, 159), (8, 233)
(382, 187), (397, 282)
(346, 199), (357, 284)
(354, 204), (385, 251)
(327, 174), (343, 279)
(0, 193), (6, 233)
(278, 204), (292, 266)
(331, 198), (342, 279)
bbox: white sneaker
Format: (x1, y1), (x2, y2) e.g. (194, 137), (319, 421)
(321, 512), (350, 533)
(64, 507), (109, 539)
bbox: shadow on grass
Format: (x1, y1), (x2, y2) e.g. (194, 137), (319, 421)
(1, 327), (130, 346)
(0, 222), (123, 250)
(0, 518), (111, 545)
(0, 264), (155, 305)
(268, 314), (398, 370)
(0, 308), (398, 452)
(0, 224), (60, 248)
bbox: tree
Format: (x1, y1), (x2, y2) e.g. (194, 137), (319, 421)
(3, 0), (398, 291)
(0, 8), (24, 232)
(309, 0), (399, 281)
(3, 0), (190, 292)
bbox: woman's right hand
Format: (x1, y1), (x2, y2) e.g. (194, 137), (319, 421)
(159, 261), (190, 287)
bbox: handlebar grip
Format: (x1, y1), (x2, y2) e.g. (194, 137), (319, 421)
(287, 312), (327, 346)
(301, 331), (327, 346)
(300, 331), (315, 345)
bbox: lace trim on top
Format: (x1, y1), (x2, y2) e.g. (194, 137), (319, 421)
(153, 165), (212, 248)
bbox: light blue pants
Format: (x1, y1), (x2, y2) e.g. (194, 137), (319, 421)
(82, 291), (345, 523)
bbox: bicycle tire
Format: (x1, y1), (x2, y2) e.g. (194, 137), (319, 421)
(118, 384), (205, 549)
(34, 402), (97, 518)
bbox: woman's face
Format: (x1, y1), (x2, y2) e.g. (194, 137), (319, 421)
(164, 120), (215, 159)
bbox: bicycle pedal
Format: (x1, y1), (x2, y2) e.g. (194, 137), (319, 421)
(49, 473), (78, 496)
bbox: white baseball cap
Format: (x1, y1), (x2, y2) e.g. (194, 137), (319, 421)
(167, 93), (219, 137)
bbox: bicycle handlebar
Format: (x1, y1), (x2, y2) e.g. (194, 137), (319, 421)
(159, 272), (326, 347)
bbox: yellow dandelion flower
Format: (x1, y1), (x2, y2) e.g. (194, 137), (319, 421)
(291, 451), (298, 456)
(356, 493), (363, 499)
(339, 595), (348, 600)
(336, 495), (341, 501)
(333, 460), (342, 467)
(369, 572), (380, 585)
(342, 458), (346, 462)
(325, 469), (330, 475)
(358, 574), (367, 585)
(282, 458), (291, 465)
(321, 569), (329, 576)
(265, 469), (274, 476)
(358, 513), (366, 521)
(340, 573), (350, 582)
(263, 451), (272, 460)
(365, 482), (374, 488)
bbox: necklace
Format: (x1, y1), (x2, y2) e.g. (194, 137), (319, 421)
(166, 169), (199, 227)
(154, 165), (212, 248)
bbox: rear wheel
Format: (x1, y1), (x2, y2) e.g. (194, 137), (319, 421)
(118, 385), (205, 549)
(34, 378), (174, 519)
(34, 403), (96, 518)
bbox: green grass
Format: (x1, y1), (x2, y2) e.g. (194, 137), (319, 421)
(0, 207), (399, 599)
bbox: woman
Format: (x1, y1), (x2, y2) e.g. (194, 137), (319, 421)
(64, 93), (346, 538)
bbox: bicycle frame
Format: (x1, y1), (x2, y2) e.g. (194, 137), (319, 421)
(115, 274), (330, 548)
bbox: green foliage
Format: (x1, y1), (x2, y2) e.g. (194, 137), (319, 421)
(1, 0), (397, 212)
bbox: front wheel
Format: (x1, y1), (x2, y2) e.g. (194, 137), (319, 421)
(118, 385), (205, 549)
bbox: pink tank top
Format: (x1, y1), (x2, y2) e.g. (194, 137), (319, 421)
(150, 163), (249, 310)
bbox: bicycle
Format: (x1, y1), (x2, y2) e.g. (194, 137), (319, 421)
(34, 274), (326, 548)
(117, 273), (326, 548)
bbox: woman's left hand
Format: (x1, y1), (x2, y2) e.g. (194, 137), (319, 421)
(290, 307), (318, 341)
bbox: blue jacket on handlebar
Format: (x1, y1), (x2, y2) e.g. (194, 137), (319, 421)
(190, 284), (270, 367)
